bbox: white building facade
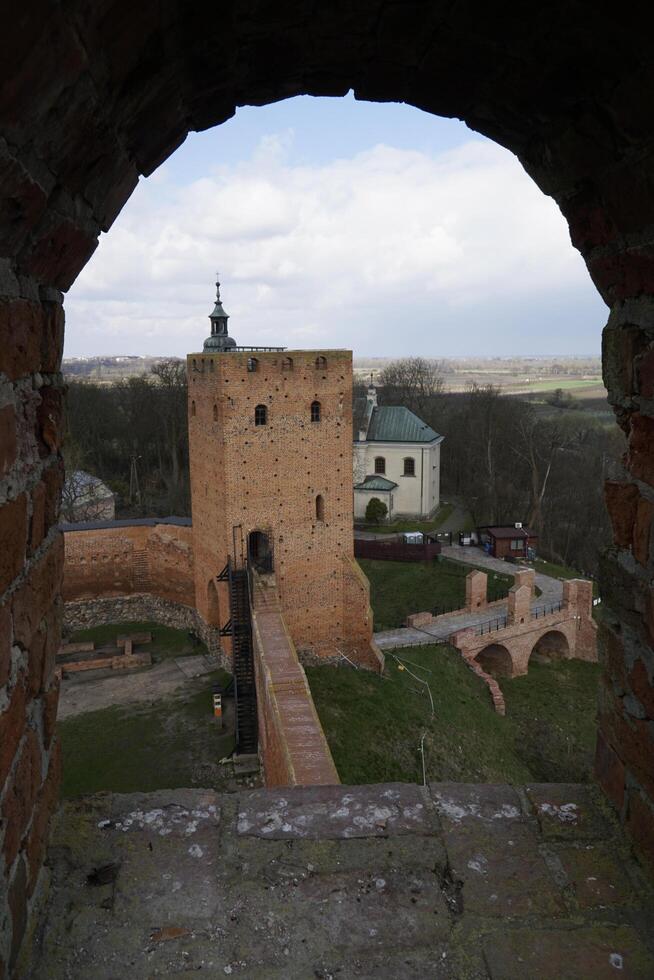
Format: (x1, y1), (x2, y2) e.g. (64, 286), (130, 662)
(353, 385), (443, 521)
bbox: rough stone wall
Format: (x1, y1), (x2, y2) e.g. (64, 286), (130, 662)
(188, 350), (379, 665)
(62, 522), (194, 606)
(3, 0), (654, 961)
(63, 593), (224, 663)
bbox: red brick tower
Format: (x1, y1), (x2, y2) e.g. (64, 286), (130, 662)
(187, 279), (380, 667)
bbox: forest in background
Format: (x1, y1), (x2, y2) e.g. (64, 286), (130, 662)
(64, 357), (621, 576)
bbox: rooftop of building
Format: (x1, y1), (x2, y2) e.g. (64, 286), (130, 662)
(27, 781), (654, 977)
(365, 405), (442, 444)
(481, 525), (536, 539)
(354, 474), (398, 491)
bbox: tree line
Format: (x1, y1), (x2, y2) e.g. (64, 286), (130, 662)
(372, 358), (621, 576)
(64, 360), (190, 518)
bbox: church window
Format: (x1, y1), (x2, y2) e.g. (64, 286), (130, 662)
(374, 456), (386, 474)
(247, 357), (259, 372)
(311, 400), (321, 422)
(315, 355), (327, 370)
(255, 404), (267, 426)
(281, 356), (293, 371)
(316, 494), (325, 521)
(403, 457), (415, 476)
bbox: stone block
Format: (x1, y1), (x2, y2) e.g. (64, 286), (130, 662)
(0, 677), (26, 789)
(405, 611), (432, 628)
(36, 385), (64, 455)
(0, 402), (17, 478)
(12, 534), (64, 649)
(25, 738), (61, 897)
(603, 480), (638, 548)
(633, 494), (654, 565)
(526, 783), (612, 841)
(29, 480), (46, 553)
(483, 924), (654, 979)
(554, 843), (634, 908)
(626, 789), (654, 869)
(626, 412), (654, 487)
(0, 299), (43, 380)
(594, 728), (626, 812)
(628, 656), (654, 717)
(1, 728), (42, 871)
(0, 493), (27, 595)
(8, 856), (27, 974)
(0, 600), (11, 688)
(24, 217), (98, 292)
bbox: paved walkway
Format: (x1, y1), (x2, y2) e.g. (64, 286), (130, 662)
(440, 544), (564, 604)
(375, 605), (509, 650)
(27, 783), (654, 978)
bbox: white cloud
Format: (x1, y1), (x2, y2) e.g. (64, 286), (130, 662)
(64, 136), (603, 357)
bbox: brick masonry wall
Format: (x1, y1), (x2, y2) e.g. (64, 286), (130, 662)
(62, 523), (195, 606)
(3, 4), (654, 967)
(188, 350), (380, 666)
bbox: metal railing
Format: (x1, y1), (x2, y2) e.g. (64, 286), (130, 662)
(531, 600), (563, 619)
(475, 615), (508, 636)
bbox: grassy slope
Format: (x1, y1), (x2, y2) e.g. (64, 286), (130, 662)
(306, 645), (600, 786)
(359, 558), (513, 628)
(68, 620), (206, 661)
(58, 669), (233, 797)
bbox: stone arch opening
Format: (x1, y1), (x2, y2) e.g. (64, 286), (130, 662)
(4, 4), (654, 960)
(248, 529), (273, 574)
(476, 643), (513, 678)
(530, 629), (570, 664)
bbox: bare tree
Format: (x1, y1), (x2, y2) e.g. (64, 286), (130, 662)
(378, 358), (444, 416)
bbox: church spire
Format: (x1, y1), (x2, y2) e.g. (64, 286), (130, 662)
(204, 272), (236, 351)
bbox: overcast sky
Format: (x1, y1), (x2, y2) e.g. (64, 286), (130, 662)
(64, 93), (607, 358)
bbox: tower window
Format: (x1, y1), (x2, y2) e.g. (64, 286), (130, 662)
(311, 400), (321, 422)
(191, 400), (196, 417)
(374, 456), (386, 474)
(213, 404), (218, 421)
(255, 404), (268, 426)
(281, 356), (293, 372)
(403, 457), (415, 476)
(247, 357), (259, 372)
(316, 494), (325, 521)
(315, 355), (327, 370)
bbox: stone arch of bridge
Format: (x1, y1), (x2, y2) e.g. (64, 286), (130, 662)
(476, 643), (514, 679)
(530, 629), (571, 664)
(4, 5), (654, 964)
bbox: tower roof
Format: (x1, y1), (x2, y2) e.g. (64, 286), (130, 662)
(204, 274), (236, 351)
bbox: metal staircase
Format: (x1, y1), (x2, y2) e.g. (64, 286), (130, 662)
(226, 560), (258, 755)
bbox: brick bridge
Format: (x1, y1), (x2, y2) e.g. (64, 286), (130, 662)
(450, 571), (597, 680)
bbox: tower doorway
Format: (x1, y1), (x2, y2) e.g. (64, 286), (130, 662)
(248, 530), (273, 574)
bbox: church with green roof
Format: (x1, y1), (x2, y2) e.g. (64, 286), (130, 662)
(353, 384), (444, 521)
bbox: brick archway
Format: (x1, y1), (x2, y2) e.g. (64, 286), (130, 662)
(531, 629), (571, 664)
(476, 643), (513, 678)
(3, 3), (654, 966)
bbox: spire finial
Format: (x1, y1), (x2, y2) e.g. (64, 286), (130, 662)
(215, 271), (221, 300)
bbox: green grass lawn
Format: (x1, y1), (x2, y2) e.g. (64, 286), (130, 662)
(58, 669), (234, 797)
(358, 558), (513, 628)
(356, 501), (455, 534)
(67, 620), (206, 662)
(306, 645), (600, 786)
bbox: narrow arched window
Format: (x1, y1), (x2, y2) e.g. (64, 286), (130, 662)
(255, 404), (267, 426)
(213, 404), (218, 421)
(192, 359), (197, 372)
(316, 494), (325, 521)
(403, 457), (415, 476)
(191, 400), (196, 417)
(374, 456), (386, 475)
(315, 355), (327, 370)
(281, 356), (293, 372)
(311, 400), (321, 422)
(247, 357), (258, 372)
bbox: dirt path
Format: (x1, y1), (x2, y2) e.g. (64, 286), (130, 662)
(57, 656), (220, 720)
